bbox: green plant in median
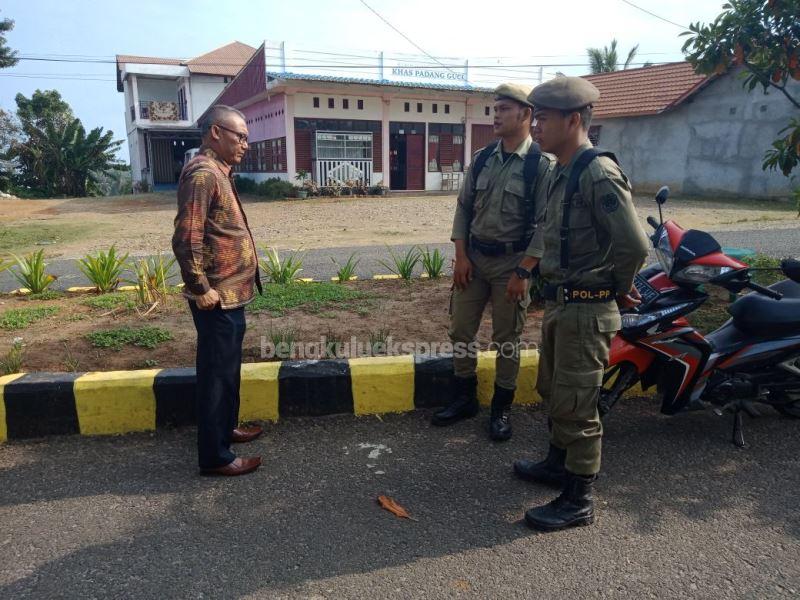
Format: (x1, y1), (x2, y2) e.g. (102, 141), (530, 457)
(62, 342), (80, 372)
(420, 247), (445, 279)
(26, 290), (63, 301)
(322, 329), (344, 359)
(259, 247), (304, 284)
(128, 254), (176, 307)
(331, 252), (360, 282)
(268, 325), (297, 359)
(0, 306), (58, 330)
(86, 326), (173, 350)
(368, 327), (391, 355)
(83, 291), (136, 311)
(0, 337), (24, 375)
(378, 246), (421, 281)
(247, 282), (369, 315)
(77, 245), (129, 293)
(9, 249), (57, 294)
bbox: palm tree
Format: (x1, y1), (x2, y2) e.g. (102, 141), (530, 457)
(587, 39), (640, 74)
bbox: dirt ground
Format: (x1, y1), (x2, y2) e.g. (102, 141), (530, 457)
(0, 192), (796, 259)
(0, 279), (545, 373)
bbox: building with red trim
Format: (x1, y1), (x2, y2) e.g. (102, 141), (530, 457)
(208, 43), (520, 192)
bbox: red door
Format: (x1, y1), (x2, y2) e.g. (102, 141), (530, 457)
(405, 133), (425, 191)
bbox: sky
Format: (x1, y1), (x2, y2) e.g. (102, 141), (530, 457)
(0, 0), (727, 162)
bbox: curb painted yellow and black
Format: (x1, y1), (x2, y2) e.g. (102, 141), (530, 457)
(0, 350), (549, 443)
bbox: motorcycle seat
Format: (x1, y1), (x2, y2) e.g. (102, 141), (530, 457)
(728, 280), (800, 335)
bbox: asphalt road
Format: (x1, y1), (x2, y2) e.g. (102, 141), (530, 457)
(1, 400), (798, 599)
(1, 227), (798, 293)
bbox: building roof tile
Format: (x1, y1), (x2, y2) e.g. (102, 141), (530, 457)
(583, 62), (713, 118)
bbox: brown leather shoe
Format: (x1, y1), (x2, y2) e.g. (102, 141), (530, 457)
(232, 425), (263, 443)
(200, 456), (261, 476)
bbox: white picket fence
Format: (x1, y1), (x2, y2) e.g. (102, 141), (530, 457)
(314, 159), (373, 187)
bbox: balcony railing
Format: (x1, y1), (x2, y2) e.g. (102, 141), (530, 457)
(136, 100), (189, 122)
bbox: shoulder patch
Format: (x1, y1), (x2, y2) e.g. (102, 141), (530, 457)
(601, 192), (620, 213)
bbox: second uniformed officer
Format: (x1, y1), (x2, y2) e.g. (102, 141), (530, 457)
(432, 83), (552, 441)
(514, 77), (649, 530)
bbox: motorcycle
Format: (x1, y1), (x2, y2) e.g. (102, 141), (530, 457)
(599, 186), (800, 446)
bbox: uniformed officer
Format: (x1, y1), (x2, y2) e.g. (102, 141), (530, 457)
(513, 77), (649, 530)
(432, 83), (553, 441)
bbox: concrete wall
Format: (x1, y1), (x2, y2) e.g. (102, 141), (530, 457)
(594, 71), (799, 198)
(189, 75), (227, 121)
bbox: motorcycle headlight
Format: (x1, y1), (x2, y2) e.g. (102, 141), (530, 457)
(673, 265), (733, 284)
(654, 227), (674, 275)
(621, 302), (695, 331)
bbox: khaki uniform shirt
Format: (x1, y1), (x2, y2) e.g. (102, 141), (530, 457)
(451, 136), (554, 258)
(530, 142), (649, 295)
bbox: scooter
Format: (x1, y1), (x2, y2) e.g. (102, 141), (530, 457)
(599, 186), (800, 446)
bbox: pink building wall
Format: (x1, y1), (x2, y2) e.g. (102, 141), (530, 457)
(242, 94), (287, 142)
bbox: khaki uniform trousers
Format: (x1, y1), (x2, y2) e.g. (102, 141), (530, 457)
(536, 300), (620, 475)
(449, 249), (530, 390)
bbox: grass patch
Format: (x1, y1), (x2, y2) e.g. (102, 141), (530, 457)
(247, 282), (371, 315)
(0, 223), (97, 253)
(83, 291), (136, 311)
(86, 326), (173, 350)
(0, 306), (59, 330)
(25, 290), (64, 301)
(743, 253), (784, 286)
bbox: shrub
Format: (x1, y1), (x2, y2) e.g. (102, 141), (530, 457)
(744, 253), (784, 286)
(259, 247), (304, 284)
(86, 326), (173, 350)
(331, 253), (360, 283)
(0, 337), (24, 375)
(379, 247), (421, 281)
(234, 175), (258, 194)
(9, 250), (57, 294)
(1, 306), (59, 330)
(420, 247), (445, 279)
(127, 254), (177, 308)
(255, 178), (296, 200)
(77, 246), (129, 293)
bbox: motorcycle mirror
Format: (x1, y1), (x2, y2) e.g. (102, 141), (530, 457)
(655, 186), (670, 205)
(781, 258), (800, 283)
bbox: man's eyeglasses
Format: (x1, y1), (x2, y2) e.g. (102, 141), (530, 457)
(215, 123), (248, 145)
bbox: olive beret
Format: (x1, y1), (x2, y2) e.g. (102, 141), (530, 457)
(494, 83), (534, 108)
(528, 76), (600, 111)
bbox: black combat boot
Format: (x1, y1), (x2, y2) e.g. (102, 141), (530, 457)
(431, 375), (479, 426)
(489, 384), (514, 441)
(524, 471), (596, 531)
(513, 444), (567, 487)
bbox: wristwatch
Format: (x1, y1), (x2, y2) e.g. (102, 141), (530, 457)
(514, 266), (532, 279)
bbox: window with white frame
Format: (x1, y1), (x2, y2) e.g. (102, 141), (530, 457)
(315, 132), (373, 160)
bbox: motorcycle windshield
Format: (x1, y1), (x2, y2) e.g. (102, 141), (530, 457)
(674, 229), (722, 271)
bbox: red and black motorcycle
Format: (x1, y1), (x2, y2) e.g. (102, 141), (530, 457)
(600, 186), (800, 446)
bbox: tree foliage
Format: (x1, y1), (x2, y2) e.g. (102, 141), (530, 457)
(8, 90), (123, 197)
(0, 12), (17, 68)
(682, 0), (800, 177)
(587, 39), (640, 74)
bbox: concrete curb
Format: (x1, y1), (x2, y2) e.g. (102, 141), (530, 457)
(0, 350), (549, 442)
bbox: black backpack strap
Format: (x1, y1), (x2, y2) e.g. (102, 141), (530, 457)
(522, 141), (542, 225)
(465, 141), (499, 229)
(560, 148), (618, 269)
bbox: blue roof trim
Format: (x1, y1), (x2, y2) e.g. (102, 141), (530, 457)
(266, 71), (494, 93)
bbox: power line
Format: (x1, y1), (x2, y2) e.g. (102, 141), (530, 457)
(357, 0), (460, 76)
(618, 0), (688, 29)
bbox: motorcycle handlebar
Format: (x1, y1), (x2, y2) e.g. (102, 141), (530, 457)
(647, 216), (659, 229)
(746, 281), (783, 300)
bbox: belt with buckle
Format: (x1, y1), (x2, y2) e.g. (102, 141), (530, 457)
(542, 283), (616, 304)
(469, 236), (531, 256)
